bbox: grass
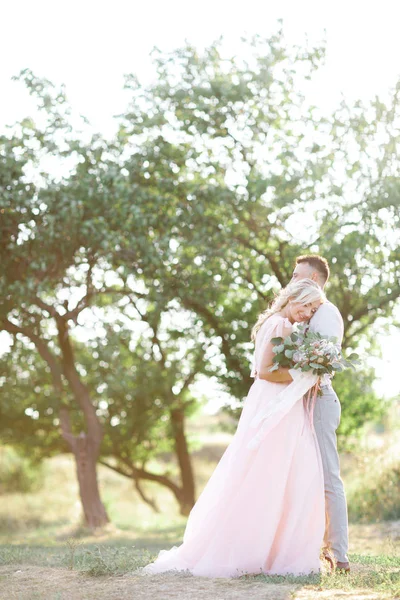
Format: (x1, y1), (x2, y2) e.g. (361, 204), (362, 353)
(0, 540), (399, 598)
(0, 414), (399, 599)
(253, 554), (400, 595)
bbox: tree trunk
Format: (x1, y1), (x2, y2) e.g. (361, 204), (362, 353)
(170, 407), (195, 516)
(57, 318), (110, 528)
(73, 433), (109, 528)
(3, 313), (110, 529)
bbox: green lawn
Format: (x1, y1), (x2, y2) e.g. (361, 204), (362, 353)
(0, 529), (399, 599)
(0, 424), (399, 599)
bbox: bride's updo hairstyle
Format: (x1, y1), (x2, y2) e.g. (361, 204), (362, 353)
(251, 278), (325, 341)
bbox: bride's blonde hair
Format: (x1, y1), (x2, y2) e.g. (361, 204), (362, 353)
(251, 278), (325, 341)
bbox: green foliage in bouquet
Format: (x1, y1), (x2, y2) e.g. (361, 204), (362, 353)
(269, 332), (302, 369)
(269, 327), (359, 377)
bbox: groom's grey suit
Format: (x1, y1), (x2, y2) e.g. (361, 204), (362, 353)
(309, 301), (349, 564)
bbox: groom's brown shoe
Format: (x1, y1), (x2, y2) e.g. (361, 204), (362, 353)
(322, 551), (334, 571)
(323, 551), (350, 574)
(336, 561), (350, 574)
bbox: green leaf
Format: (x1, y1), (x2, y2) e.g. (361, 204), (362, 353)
(273, 344), (285, 353)
(271, 337), (284, 345)
(332, 363), (344, 371)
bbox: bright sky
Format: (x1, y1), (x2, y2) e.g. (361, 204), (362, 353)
(1, 0), (400, 399)
(1, 0), (400, 132)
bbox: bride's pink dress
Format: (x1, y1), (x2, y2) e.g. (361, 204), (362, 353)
(143, 315), (325, 578)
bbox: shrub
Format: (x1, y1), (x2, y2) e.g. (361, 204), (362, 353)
(348, 461), (400, 523)
(0, 446), (44, 494)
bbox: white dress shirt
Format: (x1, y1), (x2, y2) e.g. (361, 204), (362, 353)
(309, 300), (344, 344)
(308, 300), (344, 385)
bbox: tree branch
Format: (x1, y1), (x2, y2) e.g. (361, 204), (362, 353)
(134, 479), (159, 513)
(33, 296), (59, 318)
(350, 285), (400, 324)
(181, 296), (249, 380)
(99, 459), (183, 500)
(56, 317), (103, 448)
(243, 269), (270, 301)
(1, 317), (76, 448)
(234, 234), (288, 287)
(343, 286), (400, 345)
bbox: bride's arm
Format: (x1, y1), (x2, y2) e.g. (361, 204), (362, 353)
(258, 363), (293, 383)
(257, 324), (294, 383)
(259, 365), (293, 383)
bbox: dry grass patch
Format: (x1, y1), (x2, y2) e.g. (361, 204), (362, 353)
(0, 566), (294, 600)
(295, 590), (393, 599)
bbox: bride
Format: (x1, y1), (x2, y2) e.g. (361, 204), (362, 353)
(143, 278), (326, 578)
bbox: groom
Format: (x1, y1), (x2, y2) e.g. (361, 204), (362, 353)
(291, 254), (350, 573)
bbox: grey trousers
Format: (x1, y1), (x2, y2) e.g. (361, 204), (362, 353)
(313, 385), (349, 563)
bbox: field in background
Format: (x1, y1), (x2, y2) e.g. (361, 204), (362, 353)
(0, 412), (399, 599)
(0, 413), (234, 544)
(1, 410), (399, 543)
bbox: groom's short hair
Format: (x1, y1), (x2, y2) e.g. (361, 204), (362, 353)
(296, 254), (330, 284)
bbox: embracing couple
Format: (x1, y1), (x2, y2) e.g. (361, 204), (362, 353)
(144, 255), (349, 578)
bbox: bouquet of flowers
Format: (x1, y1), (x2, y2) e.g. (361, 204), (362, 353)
(269, 324), (359, 377)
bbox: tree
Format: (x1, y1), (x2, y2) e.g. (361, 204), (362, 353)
(0, 307), (205, 516)
(0, 75), (122, 527)
(116, 34), (400, 416)
(0, 71), (213, 518)
(1, 32), (400, 521)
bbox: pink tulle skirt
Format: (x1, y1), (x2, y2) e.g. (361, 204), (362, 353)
(143, 377), (324, 578)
